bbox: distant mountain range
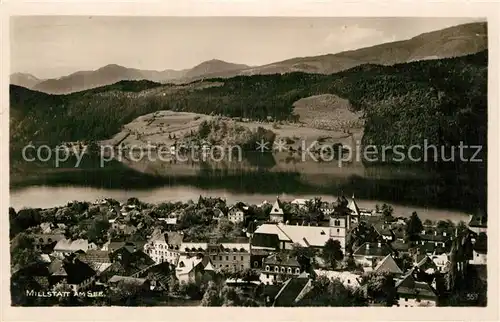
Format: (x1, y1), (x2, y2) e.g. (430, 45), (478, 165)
(10, 73), (42, 89)
(11, 22), (487, 94)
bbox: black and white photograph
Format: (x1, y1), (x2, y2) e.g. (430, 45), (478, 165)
(6, 14), (490, 310)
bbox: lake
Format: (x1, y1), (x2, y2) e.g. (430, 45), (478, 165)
(9, 153), (477, 224)
(10, 184), (470, 223)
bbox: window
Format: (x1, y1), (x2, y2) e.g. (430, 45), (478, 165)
(347, 279), (350, 284)
(233, 256), (236, 260)
(254, 261), (259, 268)
(266, 274), (269, 279)
(241, 265), (244, 269)
(219, 256), (222, 260)
(241, 256), (244, 261)
(405, 298), (408, 302)
(295, 268), (300, 274)
(337, 229), (340, 233)
(287, 268), (292, 274)
(48, 238), (52, 243)
(265, 265), (270, 271)
(226, 265), (229, 268)
(220, 264), (223, 268)
(281, 267), (285, 273)
(226, 256), (229, 261)
(274, 266), (279, 272)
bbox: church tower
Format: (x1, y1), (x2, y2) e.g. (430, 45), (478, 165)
(269, 197), (285, 223)
(329, 215), (347, 251)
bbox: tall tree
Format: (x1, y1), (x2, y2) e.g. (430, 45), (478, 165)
(290, 243), (317, 271)
(406, 211), (423, 241)
(321, 239), (344, 269)
(360, 271), (397, 306)
(200, 281), (222, 306)
(10, 233), (40, 272)
(381, 203), (394, 221)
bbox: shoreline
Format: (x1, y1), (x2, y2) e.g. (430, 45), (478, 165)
(9, 185), (471, 224)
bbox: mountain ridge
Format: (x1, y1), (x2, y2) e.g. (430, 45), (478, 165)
(12, 22), (487, 94)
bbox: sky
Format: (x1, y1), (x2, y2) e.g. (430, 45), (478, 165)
(11, 16), (484, 79)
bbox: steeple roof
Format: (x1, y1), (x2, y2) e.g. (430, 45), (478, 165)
(270, 197), (284, 215)
(348, 195), (361, 216)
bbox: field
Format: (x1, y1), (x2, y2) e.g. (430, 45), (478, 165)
(103, 93), (365, 152)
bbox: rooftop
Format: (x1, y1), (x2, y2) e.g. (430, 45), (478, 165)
(108, 275), (148, 286)
(254, 223), (330, 248)
(263, 253), (300, 267)
(353, 242), (392, 257)
(396, 273), (438, 300)
(273, 277), (311, 307)
(54, 238), (95, 252)
(468, 213), (487, 228)
(374, 255), (403, 274)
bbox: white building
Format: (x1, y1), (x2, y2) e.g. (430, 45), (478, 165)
(470, 249), (487, 265)
(144, 230), (184, 265)
(228, 205), (246, 224)
(431, 253), (450, 273)
(53, 239), (98, 258)
(175, 254), (214, 284)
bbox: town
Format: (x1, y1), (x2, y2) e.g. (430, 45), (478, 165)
(9, 195), (487, 307)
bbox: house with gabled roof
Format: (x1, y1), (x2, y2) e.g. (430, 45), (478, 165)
(353, 242), (393, 270)
(48, 256), (96, 293)
(374, 254), (403, 275)
(53, 238), (98, 258)
(144, 230), (184, 265)
(394, 272), (438, 307)
(260, 253), (303, 285)
(468, 213), (487, 234)
(175, 254), (214, 284)
(228, 204), (248, 224)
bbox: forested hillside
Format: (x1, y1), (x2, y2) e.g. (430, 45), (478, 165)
(10, 51), (487, 159)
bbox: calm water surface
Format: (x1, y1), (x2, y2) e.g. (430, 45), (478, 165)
(10, 185), (470, 224)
